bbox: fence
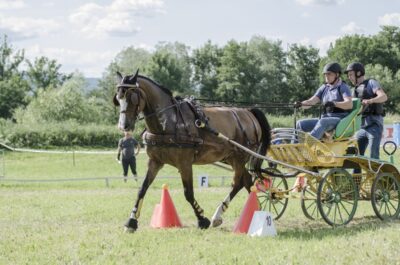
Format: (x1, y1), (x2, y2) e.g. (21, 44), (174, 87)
(0, 150), (4, 178)
(0, 143), (232, 187)
(0, 175), (231, 188)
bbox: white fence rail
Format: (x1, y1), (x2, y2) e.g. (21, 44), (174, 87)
(0, 143), (232, 187)
(0, 175), (231, 187)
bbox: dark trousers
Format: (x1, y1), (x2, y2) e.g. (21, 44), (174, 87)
(122, 157), (136, 176)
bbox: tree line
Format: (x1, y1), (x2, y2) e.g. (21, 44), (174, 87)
(1, 25), (400, 127)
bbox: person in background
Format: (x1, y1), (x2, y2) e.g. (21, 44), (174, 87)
(344, 62), (388, 159)
(295, 62), (353, 140)
(117, 131), (139, 182)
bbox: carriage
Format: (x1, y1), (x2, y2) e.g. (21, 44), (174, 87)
(114, 71), (399, 231)
(254, 98), (400, 226)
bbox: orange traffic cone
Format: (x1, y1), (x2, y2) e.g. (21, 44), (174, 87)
(150, 184), (182, 228)
(233, 186), (260, 234)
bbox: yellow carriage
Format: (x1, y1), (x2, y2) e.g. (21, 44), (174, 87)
(255, 99), (400, 226)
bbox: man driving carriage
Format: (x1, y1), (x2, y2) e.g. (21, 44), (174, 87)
(295, 62), (353, 140)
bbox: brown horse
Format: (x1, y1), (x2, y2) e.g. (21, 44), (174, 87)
(113, 70), (271, 232)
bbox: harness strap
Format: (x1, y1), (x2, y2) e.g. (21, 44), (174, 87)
(173, 98), (191, 136)
(230, 109), (250, 146)
(143, 131), (204, 147)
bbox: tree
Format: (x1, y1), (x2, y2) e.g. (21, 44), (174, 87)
(26, 56), (72, 96)
(326, 26), (400, 75)
(191, 41), (222, 99)
(372, 26), (400, 74)
(14, 73), (102, 124)
(216, 40), (257, 101)
(287, 44), (321, 101)
(145, 42), (192, 94)
(0, 35), (29, 119)
(364, 64), (400, 114)
(246, 36), (289, 106)
(97, 46), (152, 124)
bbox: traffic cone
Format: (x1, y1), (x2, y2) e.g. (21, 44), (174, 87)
(233, 186), (260, 234)
(150, 184), (182, 228)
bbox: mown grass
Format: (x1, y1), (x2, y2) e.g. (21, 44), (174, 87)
(0, 151), (399, 264)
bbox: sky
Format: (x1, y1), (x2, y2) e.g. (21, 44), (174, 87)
(1, 0), (400, 78)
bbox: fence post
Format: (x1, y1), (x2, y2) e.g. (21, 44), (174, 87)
(72, 150), (75, 167)
(105, 178), (109, 188)
(0, 150), (4, 178)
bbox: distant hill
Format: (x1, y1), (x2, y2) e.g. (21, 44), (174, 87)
(85, 78), (100, 93)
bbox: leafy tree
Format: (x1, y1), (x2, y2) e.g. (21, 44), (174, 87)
(246, 36), (289, 106)
(191, 41), (222, 99)
(145, 42), (192, 94)
(26, 56), (72, 96)
(215, 36), (290, 113)
(326, 26), (400, 76)
(287, 44), (321, 101)
(0, 35), (29, 119)
(372, 26), (400, 73)
(14, 73), (102, 124)
(326, 34), (374, 67)
(216, 40), (245, 100)
(364, 64), (400, 114)
(96, 47), (152, 124)
(0, 76), (29, 119)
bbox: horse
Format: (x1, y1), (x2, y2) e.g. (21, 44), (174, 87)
(113, 70), (271, 232)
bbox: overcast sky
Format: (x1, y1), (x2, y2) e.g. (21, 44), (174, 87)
(1, 0), (400, 77)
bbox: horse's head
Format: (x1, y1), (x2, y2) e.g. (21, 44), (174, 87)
(113, 69), (145, 131)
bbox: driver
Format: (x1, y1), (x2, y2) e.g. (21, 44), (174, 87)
(295, 62), (353, 140)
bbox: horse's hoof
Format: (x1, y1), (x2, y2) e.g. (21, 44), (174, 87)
(211, 218), (223, 227)
(198, 217), (211, 229)
(124, 218), (138, 232)
(124, 226), (136, 233)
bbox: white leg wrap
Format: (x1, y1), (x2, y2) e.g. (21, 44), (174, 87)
(211, 195), (230, 227)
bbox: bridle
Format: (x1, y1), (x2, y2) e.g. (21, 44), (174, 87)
(117, 83), (142, 120)
(116, 82), (179, 123)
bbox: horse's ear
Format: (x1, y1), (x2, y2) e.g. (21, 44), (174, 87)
(116, 71), (123, 83)
(129, 69), (139, 82)
(113, 94), (119, 106)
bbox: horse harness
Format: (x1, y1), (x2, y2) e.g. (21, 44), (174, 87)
(119, 82), (259, 149)
(143, 97), (207, 148)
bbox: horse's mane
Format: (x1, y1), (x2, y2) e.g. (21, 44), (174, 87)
(138, 75), (173, 97)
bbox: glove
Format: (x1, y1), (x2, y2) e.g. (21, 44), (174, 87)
(293, 101), (302, 109)
(323, 101), (335, 108)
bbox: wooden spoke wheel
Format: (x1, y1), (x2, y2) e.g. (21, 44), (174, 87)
(301, 184), (320, 220)
(317, 168), (358, 226)
(255, 168), (289, 220)
(371, 173), (400, 220)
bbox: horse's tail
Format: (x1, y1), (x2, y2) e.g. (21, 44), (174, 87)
(249, 108), (271, 173)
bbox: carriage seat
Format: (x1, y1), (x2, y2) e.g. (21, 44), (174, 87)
(333, 98), (362, 140)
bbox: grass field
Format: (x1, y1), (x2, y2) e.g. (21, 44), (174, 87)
(1, 150), (400, 264)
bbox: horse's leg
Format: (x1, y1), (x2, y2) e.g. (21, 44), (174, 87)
(211, 165), (250, 227)
(125, 158), (163, 232)
(180, 165), (211, 229)
(242, 169), (253, 192)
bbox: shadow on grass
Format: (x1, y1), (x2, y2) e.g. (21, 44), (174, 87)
(277, 216), (400, 240)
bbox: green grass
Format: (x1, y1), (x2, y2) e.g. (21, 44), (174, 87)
(0, 151), (399, 264)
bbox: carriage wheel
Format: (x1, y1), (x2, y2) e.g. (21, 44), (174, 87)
(256, 168), (289, 220)
(371, 173), (400, 220)
(301, 185), (320, 220)
(317, 168), (358, 226)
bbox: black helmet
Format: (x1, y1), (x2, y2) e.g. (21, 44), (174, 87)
(323, 62), (342, 74)
(344, 62), (365, 76)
